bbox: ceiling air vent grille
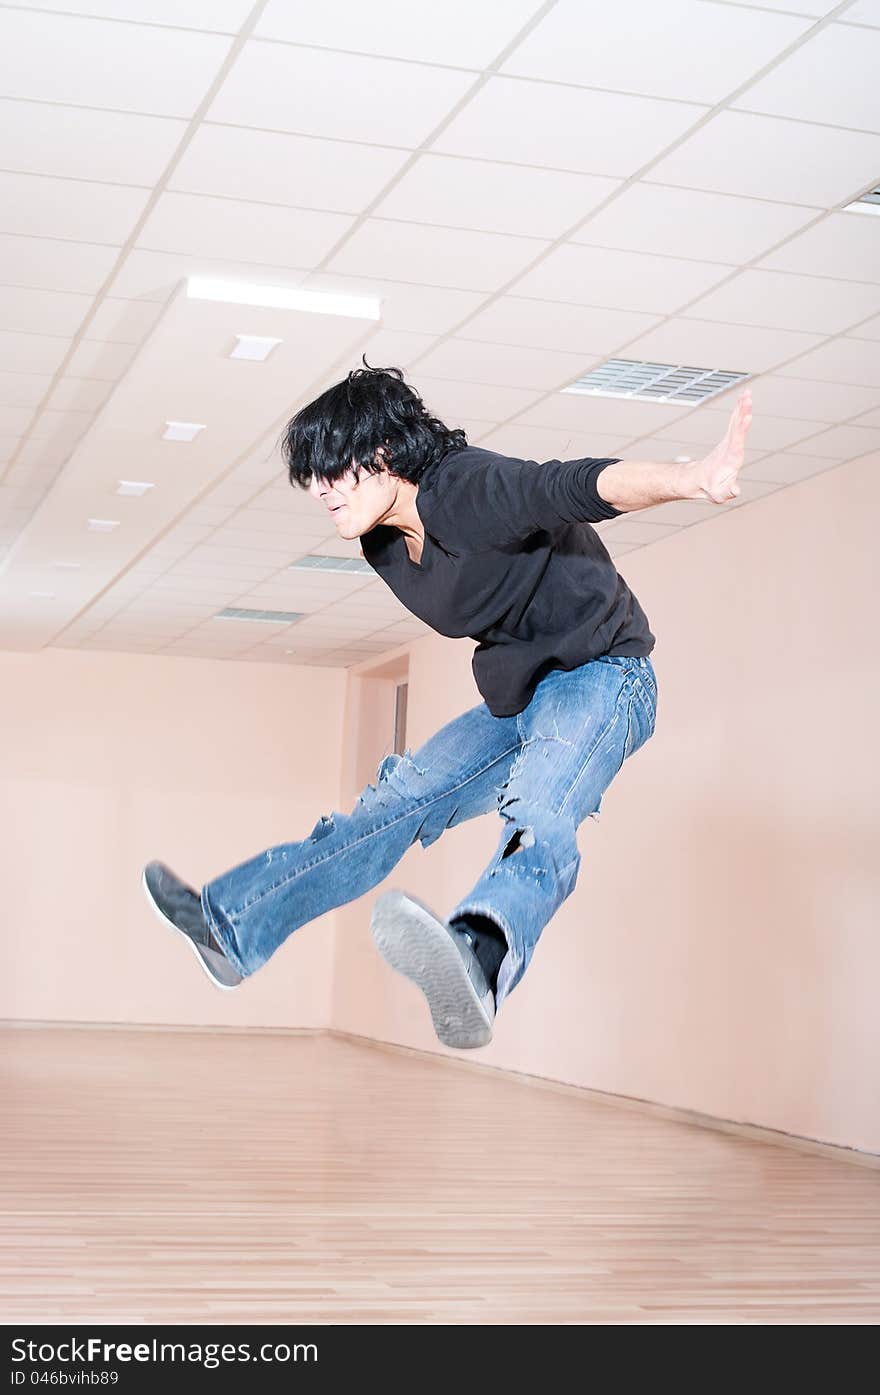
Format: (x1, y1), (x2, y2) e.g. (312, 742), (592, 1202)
(562, 359), (749, 405)
(214, 607), (303, 623)
(288, 554), (374, 574)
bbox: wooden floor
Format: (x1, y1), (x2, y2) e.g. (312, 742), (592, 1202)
(3, 1025), (879, 1325)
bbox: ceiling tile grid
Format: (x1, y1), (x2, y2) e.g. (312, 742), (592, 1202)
(0, 0), (875, 664)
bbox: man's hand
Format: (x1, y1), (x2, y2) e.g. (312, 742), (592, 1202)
(689, 388), (753, 504)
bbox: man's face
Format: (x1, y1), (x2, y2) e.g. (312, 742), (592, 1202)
(308, 456), (399, 539)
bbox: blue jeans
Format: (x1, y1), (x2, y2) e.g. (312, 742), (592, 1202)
(201, 654), (658, 1009)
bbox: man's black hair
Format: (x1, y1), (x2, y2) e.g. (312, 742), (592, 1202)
(280, 357), (467, 489)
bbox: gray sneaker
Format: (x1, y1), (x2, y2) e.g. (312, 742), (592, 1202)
(370, 889), (496, 1049)
(142, 861), (243, 991)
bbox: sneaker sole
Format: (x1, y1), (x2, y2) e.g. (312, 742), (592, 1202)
(370, 890), (493, 1049)
(141, 868), (241, 992)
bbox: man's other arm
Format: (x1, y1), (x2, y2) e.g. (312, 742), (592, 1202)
(597, 388), (753, 512)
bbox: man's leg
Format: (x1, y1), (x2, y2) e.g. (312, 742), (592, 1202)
(200, 700), (521, 978)
(447, 654), (658, 1009)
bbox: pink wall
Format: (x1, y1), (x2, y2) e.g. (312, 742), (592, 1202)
(0, 649), (347, 1030)
(4, 453), (876, 1155)
(331, 453), (880, 1156)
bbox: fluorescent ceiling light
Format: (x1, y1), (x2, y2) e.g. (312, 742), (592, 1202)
(231, 334), (283, 361)
(187, 276), (380, 320)
(116, 480), (155, 496)
(53, 561), (81, 569)
(288, 554), (374, 575)
(87, 518), (120, 532)
(214, 606), (304, 623)
(843, 197), (880, 217)
(29, 590), (56, 599)
(163, 421), (206, 442)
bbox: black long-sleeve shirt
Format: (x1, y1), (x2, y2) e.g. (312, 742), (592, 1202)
(360, 444), (655, 717)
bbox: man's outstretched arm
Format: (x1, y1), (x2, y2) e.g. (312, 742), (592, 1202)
(596, 387), (753, 512)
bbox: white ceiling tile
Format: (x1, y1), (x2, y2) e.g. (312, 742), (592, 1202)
(0, 373), (53, 408)
(516, 393), (682, 437)
(374, 154), (622, 239)
(338, 637), (397, 653)
(0, 407), (36, 434)
(749, 1), (838, 13)
(478, 422), (625, 462)
(684, 269), (880, 335)
(5, 467), (63, 496)
(413, 339), (590, 391)
(194, 544), (290, 566)
(432, 76), (709, 175)
(775, 336), (880, 388)
(0, 233), (118, 297)
(744, 373), (880, 421)
(501, 0), (812, 104)
(380, 618), (429, 634)
(456, 417), (500, 441)
(150, 574), (235, 593)
(510, 243), (732, 315)
(0, 10), (232, 116)
(604, 519), (686, 547)
(169, 124), (410, 213)
(619, 499), (704, 527)
(45, 379), (112, 412)
(166, 522), (214, 544)
(255, 0), (542, 65)
(303, 271), (487, 333)
(173, 560), (271, 580)
(0, 332), (72, 375)
(289, 613), (366, 634)
(221, 535), (323, 560)
(84, 299), (164, 344)
(0, 98), (185, 187)
(137, 191), (353, 267)
(207, 43), (475, 146)
(842, 0), (880, 22)
(225, 511), (320, 537)
(607, 435), (705, 464)
(10, 439), (70, 469)
(65, 340), (138, 381)
(646, 111), (880, 209)
(327, 219), (547, 292)
(106, 248), (312, 301)
(850, 313), (880, 341)
(27, 408), (94, 444)
(655, 408), (826, 452)
(314, 536), (369, 560)
(624, 316), (826, 374)
(570, 184), (817, 264)
(0, 172), (149, 246)
(457, 296), (661, 355)
(81, 637), (160, 652)
(248, 570), (368, 594)
(733, 23), (880, 131)
(785, 423), (880, 458)
(9, 1), (254, 28)
(756, 213), (880, 284)
(409, 374), (543, 423)
(355, 326), (437, 368)
(743, 452), (835, 485)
